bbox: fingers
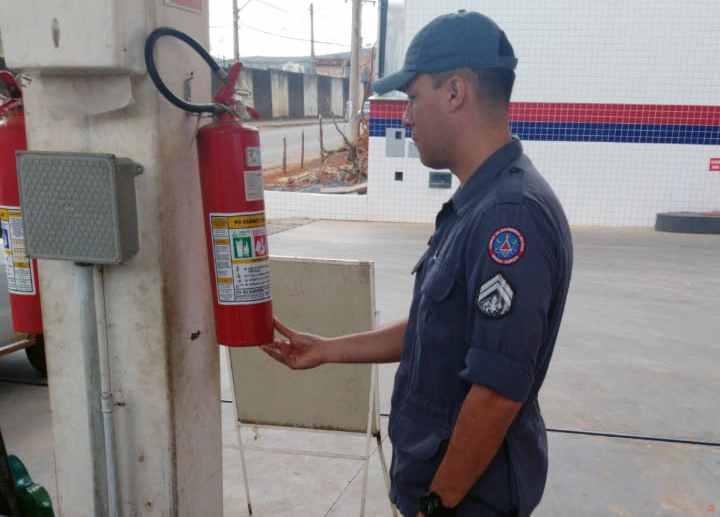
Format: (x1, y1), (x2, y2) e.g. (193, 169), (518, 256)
(260, 342), (281, 361)
(260, 340), (295, 369)
(261, 340), (291, 366)
(273, 317), (296, 340)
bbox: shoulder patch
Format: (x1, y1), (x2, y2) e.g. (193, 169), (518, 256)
(477, 273), (514, 318)
(488, 227), (525, 265)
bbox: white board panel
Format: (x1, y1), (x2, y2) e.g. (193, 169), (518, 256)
(228, 256), (376, 433)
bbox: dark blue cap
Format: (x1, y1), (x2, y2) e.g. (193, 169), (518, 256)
(373, 11), (517, 95)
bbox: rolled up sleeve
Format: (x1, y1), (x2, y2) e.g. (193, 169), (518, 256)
(460, 201), (556, 402)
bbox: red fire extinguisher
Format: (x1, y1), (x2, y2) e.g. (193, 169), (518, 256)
(145, 28), (273, 347)
(0, 71), (43, 336)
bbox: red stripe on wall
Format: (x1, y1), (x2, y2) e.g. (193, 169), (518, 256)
(509, 103), (720, 126)
(370, 99), (720, 126)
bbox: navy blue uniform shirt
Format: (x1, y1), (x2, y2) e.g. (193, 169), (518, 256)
(388, 138), (573, 517)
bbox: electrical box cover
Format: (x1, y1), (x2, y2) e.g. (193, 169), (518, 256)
(0, 0), (147, 73)
(16, 152), (143, 264)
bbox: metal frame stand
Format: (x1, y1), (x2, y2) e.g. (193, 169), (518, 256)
(225, 347), (397, 516)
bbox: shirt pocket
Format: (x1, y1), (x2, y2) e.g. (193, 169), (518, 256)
(389, 405), (450, 461)
(416, 258), (458, 349)
(420, 257), (456, 300)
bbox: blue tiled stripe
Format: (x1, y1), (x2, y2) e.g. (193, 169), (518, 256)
(369, 118), (412, 138)
(369, 118), (720, 145)
(511, 122), (720, 145)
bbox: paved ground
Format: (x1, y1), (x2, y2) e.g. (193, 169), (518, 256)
(1, 221), (719, 516)
(257, 118), (349, 169)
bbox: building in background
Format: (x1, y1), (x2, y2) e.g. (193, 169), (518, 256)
(265, 0), (720, 227)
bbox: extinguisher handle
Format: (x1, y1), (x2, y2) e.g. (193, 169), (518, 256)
(144, 27), (228, 115)
(0, 71), (23, 113)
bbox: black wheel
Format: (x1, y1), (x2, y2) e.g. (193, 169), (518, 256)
(24, 335), (46, 376)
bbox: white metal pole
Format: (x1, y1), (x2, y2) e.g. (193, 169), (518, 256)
(233, 0), (240, 62)
(349, 0), (362, 141)
(76, 265), (110, 515)
(93, 265), (120, 517)
(225, 346), (253, 515)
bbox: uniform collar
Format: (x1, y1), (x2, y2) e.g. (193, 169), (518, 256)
(451, 137), (523, 216)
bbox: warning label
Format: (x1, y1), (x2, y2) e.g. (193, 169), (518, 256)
(244, 169), (264, 202)
(0, 206), (36, 295)
(246, 146), (262, 168)
(210, 210), (271, 305)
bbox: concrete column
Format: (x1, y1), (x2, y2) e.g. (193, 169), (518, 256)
(303, 74), (318, 117)
(3, 1), (221, 515)
(238, 67), (255, 109)
(331, 77), (344, 117)
(270, 70), (289, 118)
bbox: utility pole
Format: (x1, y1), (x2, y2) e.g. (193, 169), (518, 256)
(349, 0), (361, 141)
(309, 4), (316, 74)
(233, 0), (239, 61)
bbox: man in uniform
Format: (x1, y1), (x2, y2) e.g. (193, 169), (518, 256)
(262, 11), (573, 517)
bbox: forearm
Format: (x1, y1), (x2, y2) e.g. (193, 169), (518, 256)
(429, 384), (521, 508)
(321, 318), (407, 364)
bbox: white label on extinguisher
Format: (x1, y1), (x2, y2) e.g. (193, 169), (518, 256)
(0, 206), (36, 295)
(210, 210), (271, 305)
(246, 146), (261, 167)
(244, 169), (264, 202)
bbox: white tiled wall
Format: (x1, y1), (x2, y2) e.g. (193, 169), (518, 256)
(265, 0), (720, 227)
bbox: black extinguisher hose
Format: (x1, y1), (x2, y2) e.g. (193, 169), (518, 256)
(145, 27), (227, 114)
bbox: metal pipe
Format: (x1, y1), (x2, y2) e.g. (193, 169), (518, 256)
(76, 265), (109, 514)
(93, 265), (120, 517)
(378, 0), (388, 78)
(349, 0), (362, 141)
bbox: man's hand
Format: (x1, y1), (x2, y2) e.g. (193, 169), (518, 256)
(428, 384), (521, 508)
(260, 318), (327, 370)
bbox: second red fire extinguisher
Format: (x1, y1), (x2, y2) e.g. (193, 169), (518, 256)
(0, 71), (44, 336)
(145, 28), (273, 347)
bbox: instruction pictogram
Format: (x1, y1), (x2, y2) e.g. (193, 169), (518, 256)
(210, 211), (271, 305)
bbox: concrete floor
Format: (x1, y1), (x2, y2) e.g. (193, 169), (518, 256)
(1, 221), (719, 516)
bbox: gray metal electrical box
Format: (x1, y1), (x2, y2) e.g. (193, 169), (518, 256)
(16, 151), (143, 264)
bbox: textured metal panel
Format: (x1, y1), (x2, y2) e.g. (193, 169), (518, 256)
(16, 152), (141, 264)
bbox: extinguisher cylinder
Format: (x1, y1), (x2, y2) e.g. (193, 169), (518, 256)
(196, 118), (273, 347)
(0, 101), (44, 335)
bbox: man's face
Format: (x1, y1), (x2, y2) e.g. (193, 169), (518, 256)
(402, 74), (451, 170)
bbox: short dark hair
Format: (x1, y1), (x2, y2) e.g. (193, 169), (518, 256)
(430, 67), (515, 110)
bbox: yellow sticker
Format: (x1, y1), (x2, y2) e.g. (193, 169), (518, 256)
(209, 211), (271, 305)
(0, 205), (36, 295)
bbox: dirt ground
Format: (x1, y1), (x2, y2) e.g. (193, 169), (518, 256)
(263, 129), (368, 193)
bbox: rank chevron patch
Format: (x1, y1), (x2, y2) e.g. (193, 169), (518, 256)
(476, 273), (514, 318)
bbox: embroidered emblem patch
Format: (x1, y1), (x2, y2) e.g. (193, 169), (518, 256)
(488, 227), (525, 265)
(477, 273), (514, 318)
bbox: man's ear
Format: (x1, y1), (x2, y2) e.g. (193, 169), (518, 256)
(447, 76), (466, 109)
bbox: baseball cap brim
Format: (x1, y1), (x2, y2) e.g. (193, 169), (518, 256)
(372, 69), (418, 95)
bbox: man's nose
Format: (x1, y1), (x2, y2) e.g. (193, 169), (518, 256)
(402, 104), (413, 126)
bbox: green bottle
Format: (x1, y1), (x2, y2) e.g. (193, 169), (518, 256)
(8, 455), (54, 517)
